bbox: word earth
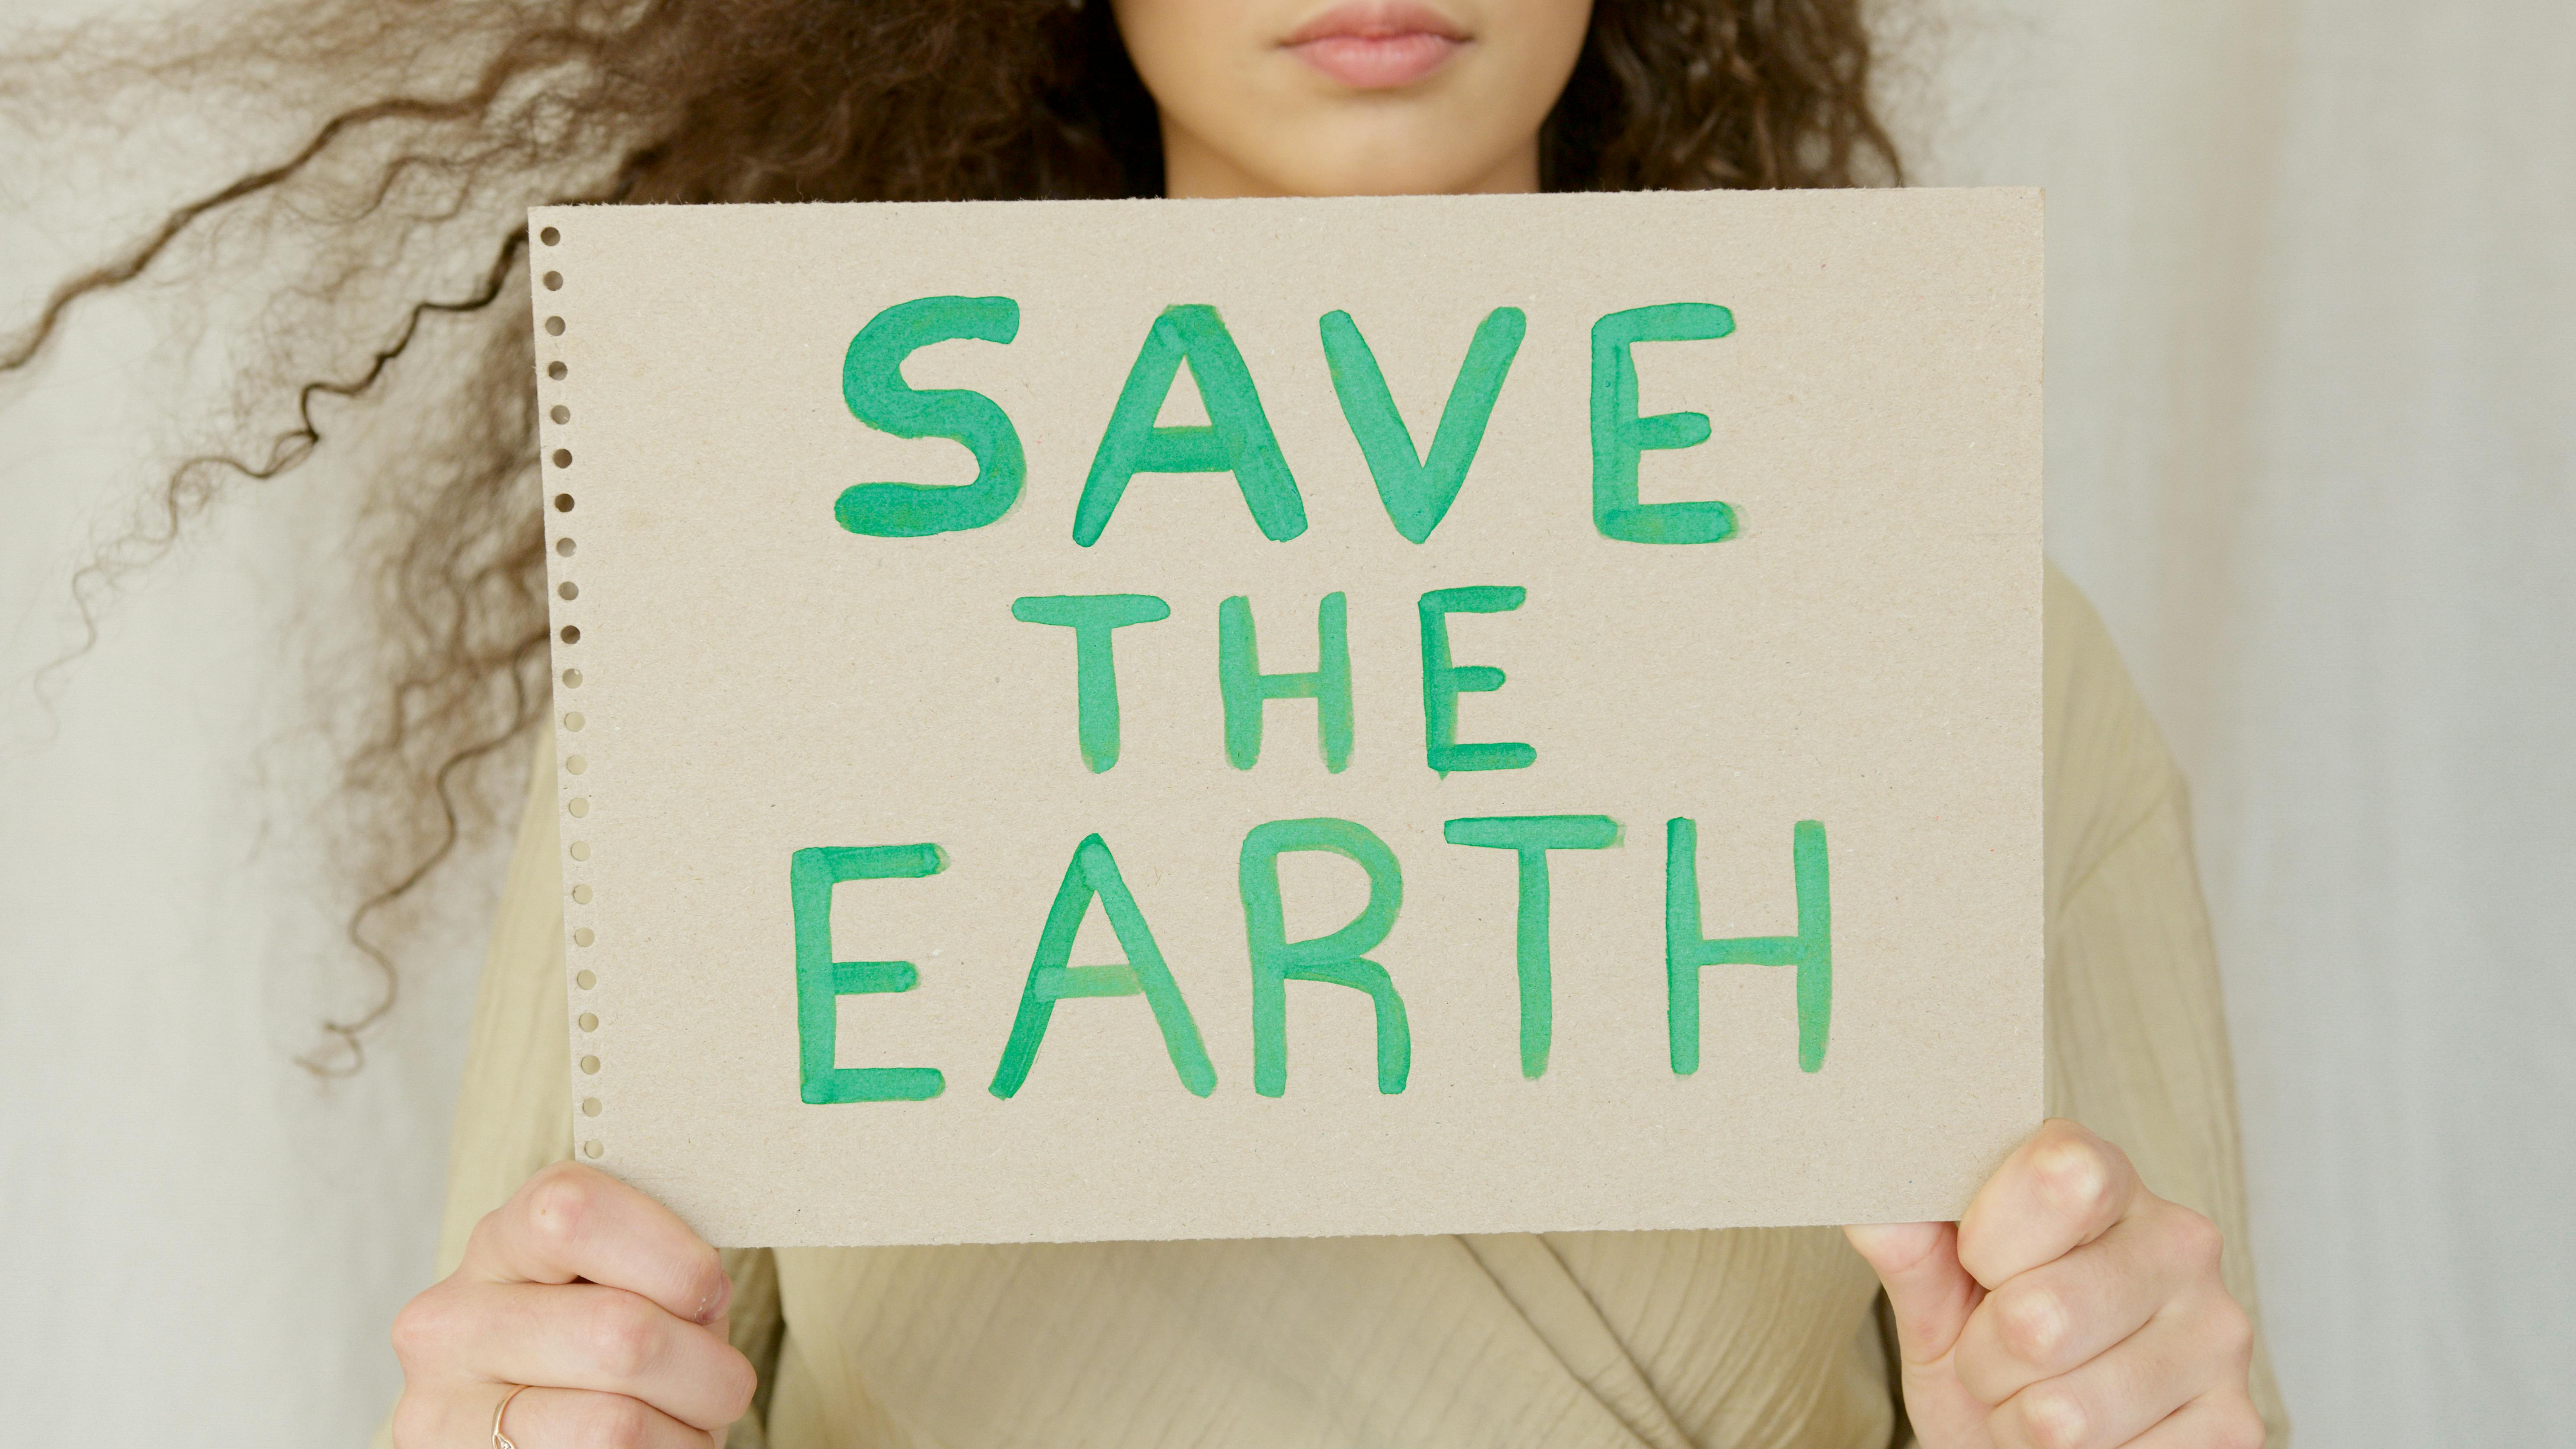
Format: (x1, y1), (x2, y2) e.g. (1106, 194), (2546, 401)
(792, 814), (1831, 1108)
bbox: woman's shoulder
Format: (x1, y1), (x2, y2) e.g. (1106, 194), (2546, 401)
(2044, 561), (2187, 919)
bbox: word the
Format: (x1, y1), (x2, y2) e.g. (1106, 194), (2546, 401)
(1014, 586), (1533, 776)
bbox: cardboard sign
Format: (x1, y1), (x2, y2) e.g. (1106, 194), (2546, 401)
(527, 189), (2043, 1247)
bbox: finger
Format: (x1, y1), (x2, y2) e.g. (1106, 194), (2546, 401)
(497, 1385), (719, 1449)
(1958, 1119), (2141, 1289)
(466, 1162), (732, 1326)
(1845, 1221), (1983, 1365)
(2121, 1388), (2268, 1449)
(1986, 1287), (2256, 1449)
(470, 1282), (757, 1432)
(1953, 1202), (2201, 1403)
(1844, 1221), (1994, 1447)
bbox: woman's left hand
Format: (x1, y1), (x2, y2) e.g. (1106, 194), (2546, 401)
(1844, 1119), (2263, 1449)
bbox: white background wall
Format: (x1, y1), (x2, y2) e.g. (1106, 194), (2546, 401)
(4, 1), (2569, 1443)
(1909, 3), (2576, 1440)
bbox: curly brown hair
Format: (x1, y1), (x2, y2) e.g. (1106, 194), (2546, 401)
(2, 0), (1902, 1070)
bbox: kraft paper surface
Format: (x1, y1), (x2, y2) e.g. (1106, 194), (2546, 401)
(528, 188), (2044, 1247)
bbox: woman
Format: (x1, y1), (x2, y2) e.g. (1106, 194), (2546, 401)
(7, 1), (2285, 1445)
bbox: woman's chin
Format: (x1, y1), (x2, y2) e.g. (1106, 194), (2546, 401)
(1187, 132), (1534, 199)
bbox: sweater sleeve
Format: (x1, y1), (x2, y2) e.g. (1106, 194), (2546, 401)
(2041, 566), (2289, 1444)
(368, 730), (785, 1448)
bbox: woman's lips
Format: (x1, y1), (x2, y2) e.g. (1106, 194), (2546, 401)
(1283, 2), (1470, 89)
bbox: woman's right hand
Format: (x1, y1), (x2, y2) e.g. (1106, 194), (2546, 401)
(390, 1161), (758, 1447)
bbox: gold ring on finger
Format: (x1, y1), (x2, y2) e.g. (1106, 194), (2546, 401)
(492, 1383), (532, 1449)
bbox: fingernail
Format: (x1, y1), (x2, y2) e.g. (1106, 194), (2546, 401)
(697, 1268), (733, 1324)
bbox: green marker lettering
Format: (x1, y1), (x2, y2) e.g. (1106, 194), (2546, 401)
(1418, 585), (1535, 775)
(990, 834), (1216, 1099)
(1443, 814), (1621, 1078)
(836, 295), (1024, 537)
(1591, 303), (1737, 545)
(1011, 594), (1171, 772)
(1665, 818), (1832, 1074)
(1218, 592), (1352, 772)
(1239, 818), (1409, 1096)
(1075, 305), (1305, 545)
(789, 844), (949, 1103)
(1320, 306), (1525, 543)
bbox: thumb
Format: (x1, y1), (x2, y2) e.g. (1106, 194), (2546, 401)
(1845, 1222), (1990, 1447)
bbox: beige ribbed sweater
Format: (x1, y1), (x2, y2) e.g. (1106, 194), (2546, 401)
(373, 566), (2287, 1447)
